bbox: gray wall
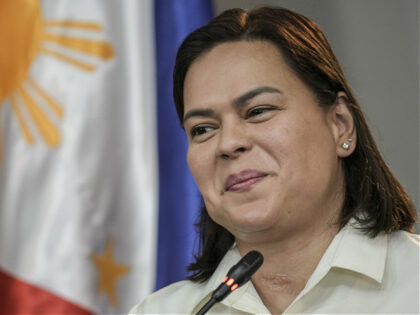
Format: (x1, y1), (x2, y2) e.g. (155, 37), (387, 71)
(214, 0), (419, 228)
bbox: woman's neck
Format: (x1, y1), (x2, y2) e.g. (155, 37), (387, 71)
(236, 221), (340, 314)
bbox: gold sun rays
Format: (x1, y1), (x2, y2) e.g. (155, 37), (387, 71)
(13, 79), (61, 147)
(0, 0), (115, 161)
(41, 20), (115, 72)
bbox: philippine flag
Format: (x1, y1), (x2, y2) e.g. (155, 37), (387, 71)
(0, 0), (212, 313)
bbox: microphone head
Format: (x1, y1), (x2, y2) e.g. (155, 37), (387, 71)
(227, 250), (264, 285)
(212, 250), (264, 302)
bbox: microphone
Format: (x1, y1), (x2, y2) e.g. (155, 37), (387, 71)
(196, 250), (264, 315)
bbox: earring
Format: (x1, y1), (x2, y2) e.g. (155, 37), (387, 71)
(341, 138), (353, 150)
(341, 142), (350, 150)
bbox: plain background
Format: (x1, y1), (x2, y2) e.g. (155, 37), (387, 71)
(213, 0), (419, 229)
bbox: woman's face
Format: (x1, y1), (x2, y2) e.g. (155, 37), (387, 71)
(183, 41), (347, 242)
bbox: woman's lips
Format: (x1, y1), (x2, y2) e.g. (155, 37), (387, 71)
(225, 170), (268, 192)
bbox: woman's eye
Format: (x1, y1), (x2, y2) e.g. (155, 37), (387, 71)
(190, 125), (214, 137)
(246, 106), (275, 118)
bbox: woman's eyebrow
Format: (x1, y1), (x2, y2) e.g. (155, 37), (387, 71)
(183, 86), (282, 125)
(233, 86), (283, 108)
(183, 108), (215, 125)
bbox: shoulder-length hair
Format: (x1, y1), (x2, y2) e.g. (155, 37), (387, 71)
(173, 7), (417, 282)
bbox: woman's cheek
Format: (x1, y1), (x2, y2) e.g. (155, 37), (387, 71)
(187, 146), (209, 187)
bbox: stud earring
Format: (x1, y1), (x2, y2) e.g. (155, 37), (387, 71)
(341, 142), (350, 150)
(341, 138), (353, 150)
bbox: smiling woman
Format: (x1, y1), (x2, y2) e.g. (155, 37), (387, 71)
(183, 40), (349, 246)
(130, 6), (419, 315)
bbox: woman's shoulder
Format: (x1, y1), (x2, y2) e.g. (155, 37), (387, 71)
(385, 230), (419, 287)
(129, 279), (208, 314)
(388, 230), (420, 252)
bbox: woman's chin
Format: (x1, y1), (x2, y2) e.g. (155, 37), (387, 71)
(208, 199), (286, 237)
(226, 212), (279, 236)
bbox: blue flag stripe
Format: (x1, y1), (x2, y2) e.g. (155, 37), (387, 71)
(154, 0), (213, 290)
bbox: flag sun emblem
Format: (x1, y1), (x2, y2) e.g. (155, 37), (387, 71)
(0, 0), (114, 160)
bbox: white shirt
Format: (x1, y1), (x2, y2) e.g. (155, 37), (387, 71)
(130, 222), (420, 314)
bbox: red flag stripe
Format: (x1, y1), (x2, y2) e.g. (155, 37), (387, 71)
(0, 267), (94, 314)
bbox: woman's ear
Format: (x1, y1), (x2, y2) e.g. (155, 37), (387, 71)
(328, 92), (357, 158)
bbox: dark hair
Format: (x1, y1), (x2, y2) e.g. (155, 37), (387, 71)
(173, 7), (417, 282)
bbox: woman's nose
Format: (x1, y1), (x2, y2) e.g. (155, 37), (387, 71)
(217, 122), (252, 159)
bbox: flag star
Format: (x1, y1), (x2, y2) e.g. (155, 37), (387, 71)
(91, 237), (130, 307)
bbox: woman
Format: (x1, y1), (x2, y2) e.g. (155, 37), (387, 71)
(131, 7), (418, 314)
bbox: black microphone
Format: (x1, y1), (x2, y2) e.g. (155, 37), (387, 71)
(196, 250), (264, 315)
